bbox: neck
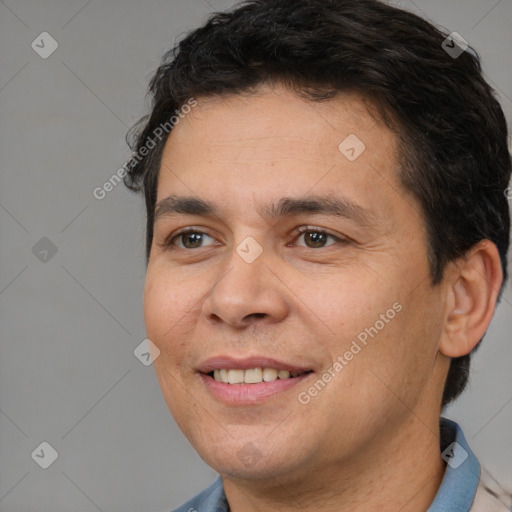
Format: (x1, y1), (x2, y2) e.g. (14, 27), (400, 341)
(222, 415), (446, 512)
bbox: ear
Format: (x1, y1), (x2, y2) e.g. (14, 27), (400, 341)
(439, 240), (503, 358)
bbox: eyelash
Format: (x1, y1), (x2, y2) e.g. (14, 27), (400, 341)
(161, 226), (347, 250)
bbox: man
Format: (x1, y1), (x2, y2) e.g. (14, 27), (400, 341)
(123, 0), (511, 510)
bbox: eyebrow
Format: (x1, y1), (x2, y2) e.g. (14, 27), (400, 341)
(154, 194), (374, 226)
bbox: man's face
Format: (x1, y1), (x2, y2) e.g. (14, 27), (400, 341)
(144, 85), (448, 481)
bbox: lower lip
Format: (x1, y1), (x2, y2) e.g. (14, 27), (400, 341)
(200, 373), (312, 405)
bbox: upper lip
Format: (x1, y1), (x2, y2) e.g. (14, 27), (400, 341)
(197, 356), (313, 374)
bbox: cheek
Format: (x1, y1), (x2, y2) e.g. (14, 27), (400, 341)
(356, 294), (443, 411)
(143, 275), (168, 342)
(306, 268), (435, 397)
(143, 267), (197, 340)
(143, 271), (191, 379)
(144, 272), (199, 422)
(299, 269), (400, 340)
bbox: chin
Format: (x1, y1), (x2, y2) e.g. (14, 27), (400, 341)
(191, 433), (312, 483)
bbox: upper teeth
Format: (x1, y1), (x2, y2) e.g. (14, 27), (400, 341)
(212, 368), (301, 384)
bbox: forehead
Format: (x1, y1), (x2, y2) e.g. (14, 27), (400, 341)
(162, 86), (386, 162)
(156, 85), (406, 224)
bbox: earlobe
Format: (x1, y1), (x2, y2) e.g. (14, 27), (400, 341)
(439, 240), (503, 358)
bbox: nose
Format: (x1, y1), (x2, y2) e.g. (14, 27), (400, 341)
(201, 244), (289, 328)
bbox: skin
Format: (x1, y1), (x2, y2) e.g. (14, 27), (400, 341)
(143, 84), (502, 512)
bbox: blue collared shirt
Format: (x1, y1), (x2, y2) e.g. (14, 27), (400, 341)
(171, 418), (510, 512)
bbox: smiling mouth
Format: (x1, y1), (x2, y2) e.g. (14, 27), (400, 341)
(207, 368), (313, 384)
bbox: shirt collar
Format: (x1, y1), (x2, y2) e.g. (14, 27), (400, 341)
(176, 476), (228, 512)
(173, 418), (480, 512)
(427, 417), (481, 511)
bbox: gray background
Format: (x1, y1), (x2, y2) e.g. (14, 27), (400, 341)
(0, 0), (511, 511)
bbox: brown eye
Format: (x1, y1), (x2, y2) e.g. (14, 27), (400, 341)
(180, 232), (205, 249)
(168, 230), (216, 249)
(303, 231), (330, 248)
(295, 228), (341, 249)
